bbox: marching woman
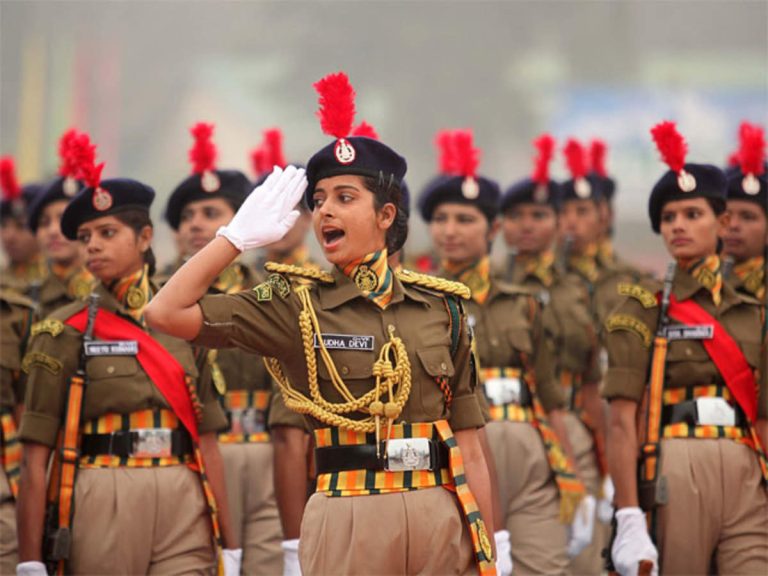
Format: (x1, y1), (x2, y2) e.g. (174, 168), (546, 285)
(604, 122), (767, 575)
(15, 137), (239, 575)
(147, 72), (497, 576)
(420, 129), (589, 575)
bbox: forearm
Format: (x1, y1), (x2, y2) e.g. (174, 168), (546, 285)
(17, 443), (50, 562)
(548, 408), (583, 481)
(455, 428), (496, 557)
(272, 426), (310, 539)
(198, 433), (239, 549)
(476, 426), (502, 532)
(581, 381), (607, 440)
(606, 399), (639, 509)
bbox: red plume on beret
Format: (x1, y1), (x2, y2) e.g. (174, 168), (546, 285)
(0, 156), (21, 202)
(435, 130), (456, 174)
(532, 134), (556, 185)
(726, 151), (740, 168)
(250, 147), (269, 177)
(58, 129), (81, 179)
(189, 122), (217, 175)
(70, 132), (104, 190)
(314, 72), (356, 139)
(563, 138), (588, 180)
(250, 128), (287, 177)
(738, 122), (765, 176)
(452, 129), (480, 179)
(589, 139), (608, 177)
(650, 121), (687, 174)
(351, 121), (379, 140)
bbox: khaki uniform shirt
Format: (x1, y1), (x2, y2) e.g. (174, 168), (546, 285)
(28, 269), (93, 321)
(194, 268), (484, 432)
(19, 283), (226, 447)
(464, 275), (566, 413)
(602, 267), (767, 419)
(0, 291), (34, 411)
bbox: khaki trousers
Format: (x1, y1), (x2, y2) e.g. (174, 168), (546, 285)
(69, 466), (216, 575)
(563, 412), (604, 575)
(220, 442), (283, 575)
(299, 488), (475, 575)
(657, 438), (768, 575)
(0, 469), (17, 575)
(485, 420), (569, 575)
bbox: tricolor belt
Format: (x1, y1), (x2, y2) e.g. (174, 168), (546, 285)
(480, 367), (534, 423)
(0, 406), (20, 500)
(559, 369), (583, 412)
(219, 390), (271, 444)
(661, 385), (749, 441)
(79, 409), (192, 468)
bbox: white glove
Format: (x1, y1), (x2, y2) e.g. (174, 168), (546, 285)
(567, 494), (596, 558)
(611, 507), (659, 576)
(222, 548), (242, 576)
(597, 476), (615, 524)
(282, 538), (302, 576)
(494, 530), (513, 576)
(16, 561), (47, 576)
(217, 166), (307, 252)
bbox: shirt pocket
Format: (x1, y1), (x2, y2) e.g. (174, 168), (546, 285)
(506, 327), (533, 361)
(316, 350), (375, 403)
(415, 346), (455, 420)
(739, 341), (762, 371)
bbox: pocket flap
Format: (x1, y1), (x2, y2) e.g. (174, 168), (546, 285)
(416, 346), (455, 378)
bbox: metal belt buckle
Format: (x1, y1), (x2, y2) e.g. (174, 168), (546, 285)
(230, 408), (266, 435)
(695, 397), (736, 427)
(484, 377), (522, 406)
(385, 438), (432, 472)
(132, 429), (173, 458)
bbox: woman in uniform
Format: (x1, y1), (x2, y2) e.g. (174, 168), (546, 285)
(147, 72), (496, 576)
(605, 121), (767, 575)
(15, 140), (240, 576)
(25, 130), (93, 317)
(419, 128), (589, 575)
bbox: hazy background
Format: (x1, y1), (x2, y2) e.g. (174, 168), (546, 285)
(2, 0), (766, 274)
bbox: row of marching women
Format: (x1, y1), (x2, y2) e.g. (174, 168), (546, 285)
(0, 71), (765, 576)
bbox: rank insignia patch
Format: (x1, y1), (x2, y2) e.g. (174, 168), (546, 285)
(606, 314), (652, 347)
(22, 352), (63, 375)
(31, 319), (65, 338)
(618, 283), (658, 308)
(266, 273), (291, 299)
(253, 283), (272, 302)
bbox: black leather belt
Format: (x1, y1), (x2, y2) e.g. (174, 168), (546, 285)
(81, 428), (193, 458)
(662, 400), (747, 428)
(315, 439), (450, 474)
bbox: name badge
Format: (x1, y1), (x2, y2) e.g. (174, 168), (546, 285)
(85, 340), (139, 356)
(313, 334), (374, 351)
(666, 324), (713, 341)
(484, 377), (523, 406)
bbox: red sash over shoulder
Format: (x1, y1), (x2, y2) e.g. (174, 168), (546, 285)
(65, 308), (199, 441)
(667, 294), (757, 423)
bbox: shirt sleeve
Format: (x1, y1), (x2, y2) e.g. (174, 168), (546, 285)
(530, 297), (567, 413)
(194, 349), (229, 434)
(268, 381), (308, 430)
(447, 301), (485, 431)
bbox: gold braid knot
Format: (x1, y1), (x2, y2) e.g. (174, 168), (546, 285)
(263, 284), (412, 440)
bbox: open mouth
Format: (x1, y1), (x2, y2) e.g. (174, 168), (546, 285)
(321, 227), (345, 249)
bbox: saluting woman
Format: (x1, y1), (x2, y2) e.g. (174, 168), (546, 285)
(15, 138), (239, 576)
(147, 72), (497, 576)
(604, 122), (767, 575)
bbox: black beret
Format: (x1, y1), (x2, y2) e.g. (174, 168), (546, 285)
(252, 164), (305, 188)
(589, 174), (616, 202)
(560, 175), (604, 204)
(165, 169), (251, 230)
(500, 177), (561, 213)
(1, 183), (44, 221)
(305, 136), (407, 209)
(27, 177), (85, 232)
(61, 178), (155, 240)
(648, 163), (727, 233)
(726, 163), (767, 213)
(418, 174), (501, 222)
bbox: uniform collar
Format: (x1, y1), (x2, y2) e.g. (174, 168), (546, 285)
(319, 266), (431, 310)
(672, 261), (742, 314)
(515, 251), (555, 287)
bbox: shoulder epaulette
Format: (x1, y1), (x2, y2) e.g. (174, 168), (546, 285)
(397, 269), (471, 300)
(0, 288), (35, 310)
(264, 261), (335, 284)
(617, 283), (658, 309)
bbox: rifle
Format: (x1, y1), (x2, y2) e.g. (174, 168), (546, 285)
(44, 293), (99, 574)
(504, 247), (518, 283)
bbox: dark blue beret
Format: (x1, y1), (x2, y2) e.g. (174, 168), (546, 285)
(589, 174), (616, 202)
(61, 178), (155, 240)
(1, 183), (44, 222)
(418, 174), (501, 222)
(648, 163), (727, 233)
(560, 175), (605, 204)
(27, 176), (85, 232)
(500, 178), (561, 213)
(165, 169), (251, 230)
(305, 136), (407, 209)
(726, 163), (767, 213)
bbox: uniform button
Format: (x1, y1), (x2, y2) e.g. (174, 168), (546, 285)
(440, 362), (448, 372)
(490, 338), (499, 347)
(342, 366), (350, 376)
(107, 366), (115, 374)
(685, 348), (692, 356)
(387, 324), (396, 333)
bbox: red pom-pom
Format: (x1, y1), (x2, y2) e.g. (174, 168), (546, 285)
(531, 134), (556, 185)
(650, 121), (687, 173)
(563, 138), (588, 179)
(589, 139), (608, 177)
(188, 122), (217, 175)
(69, 132), (104, 189)
(313, 72), (356, 139)
(435, 130), (456, 174)
(0, 156), (21, 201)
(452, 129), (480, 179)
(263, 128), (286, 170)
(250, 147), (269, 177)
(58, 128), (80, 178)
(738, 122), (765, 176)
(351, 121), (379, 140)
(726, 151), (740, 168)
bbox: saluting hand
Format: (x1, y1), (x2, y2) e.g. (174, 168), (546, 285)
(217, 165), (308, 252)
